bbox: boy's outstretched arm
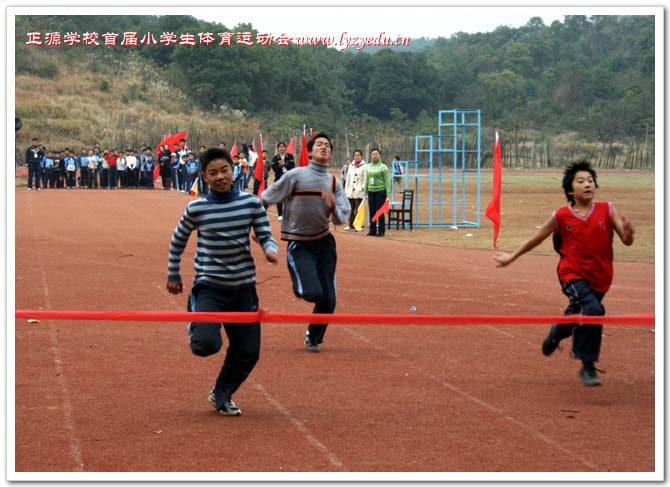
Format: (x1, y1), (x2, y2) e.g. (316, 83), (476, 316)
(261, 171), (291, 206)
(251, 200), (279, 264)
(493, 216), (555, 267)
(612, 207), (635, 246)
(166, 207), (195, 294)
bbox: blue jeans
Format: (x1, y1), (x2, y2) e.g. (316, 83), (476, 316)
(187, 284), (260, 403)
(548, 279), (605, 363)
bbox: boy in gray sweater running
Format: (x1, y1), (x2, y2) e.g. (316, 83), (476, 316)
(262, 132), (350, 352)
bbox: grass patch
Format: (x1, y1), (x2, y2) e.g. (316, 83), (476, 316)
(386, 170), (655, 263)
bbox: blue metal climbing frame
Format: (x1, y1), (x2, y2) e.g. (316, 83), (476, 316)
(390, 109), (481, 228)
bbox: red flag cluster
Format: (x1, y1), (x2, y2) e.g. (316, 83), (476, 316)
(298, 128), (309, 167)
(155, 130), (188, 181)
(254, 135), (266, 198)
(285, 137), (296, 156)
(485, 132), (502, 248)
(155, 131), (188, 161)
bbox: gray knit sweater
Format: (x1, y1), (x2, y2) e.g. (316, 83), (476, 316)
(262, 160), (350, 241)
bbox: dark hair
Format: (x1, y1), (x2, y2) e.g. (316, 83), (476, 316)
(200, 148), (233, 171)
(307, 132), (333, 152)
(562, 159), (598, 204)
(353, 149), (363, 156)
(370, 147), (382, 156)
(277, 141), (287, 148)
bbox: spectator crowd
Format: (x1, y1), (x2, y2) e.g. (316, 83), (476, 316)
(21, 137), (279, 195)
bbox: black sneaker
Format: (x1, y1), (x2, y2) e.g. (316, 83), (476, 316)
(541, 334), (560, 356)
(208, 388), (242, 416)
(579, 365), (602, 387)
(304, 331), (320, 353)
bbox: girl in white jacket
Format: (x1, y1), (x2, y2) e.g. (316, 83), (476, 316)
(344, 149), (367, 231)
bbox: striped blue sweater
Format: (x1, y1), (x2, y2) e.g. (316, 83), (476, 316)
(168, 189), (278, 289)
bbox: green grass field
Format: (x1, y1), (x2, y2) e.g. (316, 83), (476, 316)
(386, 170), (655, 263)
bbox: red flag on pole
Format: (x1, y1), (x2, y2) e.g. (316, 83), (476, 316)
(254, 134), (265, 198)
(155, 130), (188, 161)
(371, 198), (390, 223)
(230, 141), (238, 157)
(286, 137), (296, 156)
(298, 127), (309, 167)
(485, 132), (502, 248)
(190, 177), (200, 197)
(153, 163), (160, 181)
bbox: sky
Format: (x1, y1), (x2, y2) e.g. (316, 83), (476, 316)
(190, 4), (651, 45)
(194, 6), (568, 41)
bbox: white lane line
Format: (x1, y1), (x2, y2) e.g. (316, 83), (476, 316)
(28, 202), (84, 472)
(341, 327), (598, 471)
(427, 373), (597, 469)
(252, 382), (348, 471)
(483, 325), (539, 348)
(484, 325), (518, 339)
(158, 284), (347, 469)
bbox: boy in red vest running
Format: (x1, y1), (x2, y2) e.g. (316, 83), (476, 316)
(493, 160), (635, 386)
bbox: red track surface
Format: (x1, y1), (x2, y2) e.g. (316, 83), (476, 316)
(13, 188), (656, 475)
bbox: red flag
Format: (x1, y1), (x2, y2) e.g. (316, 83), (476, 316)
(485, 132), (502, 248)
(153, 164), (160, 181)
(155, 130), (188, 160)
(254, 134), (265, 198)
(298, 128), (309, 167)
(230, 141), (238, 157)
(190, 177), (200, 197)
(286, 137), (296, 156)
(371, 198), (390, 223)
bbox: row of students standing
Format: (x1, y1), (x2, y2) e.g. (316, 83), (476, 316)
(25, 138), (205, 191)
(77, 147), (156, 189)
(156, 143), (202, 192)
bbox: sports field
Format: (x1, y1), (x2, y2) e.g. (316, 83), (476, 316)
(11, 170), (657, 478)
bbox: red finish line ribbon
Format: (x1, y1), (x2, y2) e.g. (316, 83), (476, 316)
(14, 310), (655, 326)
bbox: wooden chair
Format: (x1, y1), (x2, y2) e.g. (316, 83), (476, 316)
(389, 189), (414, 230)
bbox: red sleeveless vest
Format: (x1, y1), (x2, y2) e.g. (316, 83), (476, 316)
(552, 201), (614, 292)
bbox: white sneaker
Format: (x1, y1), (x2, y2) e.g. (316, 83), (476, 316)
(343, 226), (351, 231)
(278, 216), (283, 221)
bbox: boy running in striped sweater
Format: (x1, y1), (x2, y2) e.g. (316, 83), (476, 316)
(167, 148), (278, 416)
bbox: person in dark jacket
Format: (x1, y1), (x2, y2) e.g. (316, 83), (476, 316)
(25, 138), (44, 190)
(269, 141), (296, 221)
